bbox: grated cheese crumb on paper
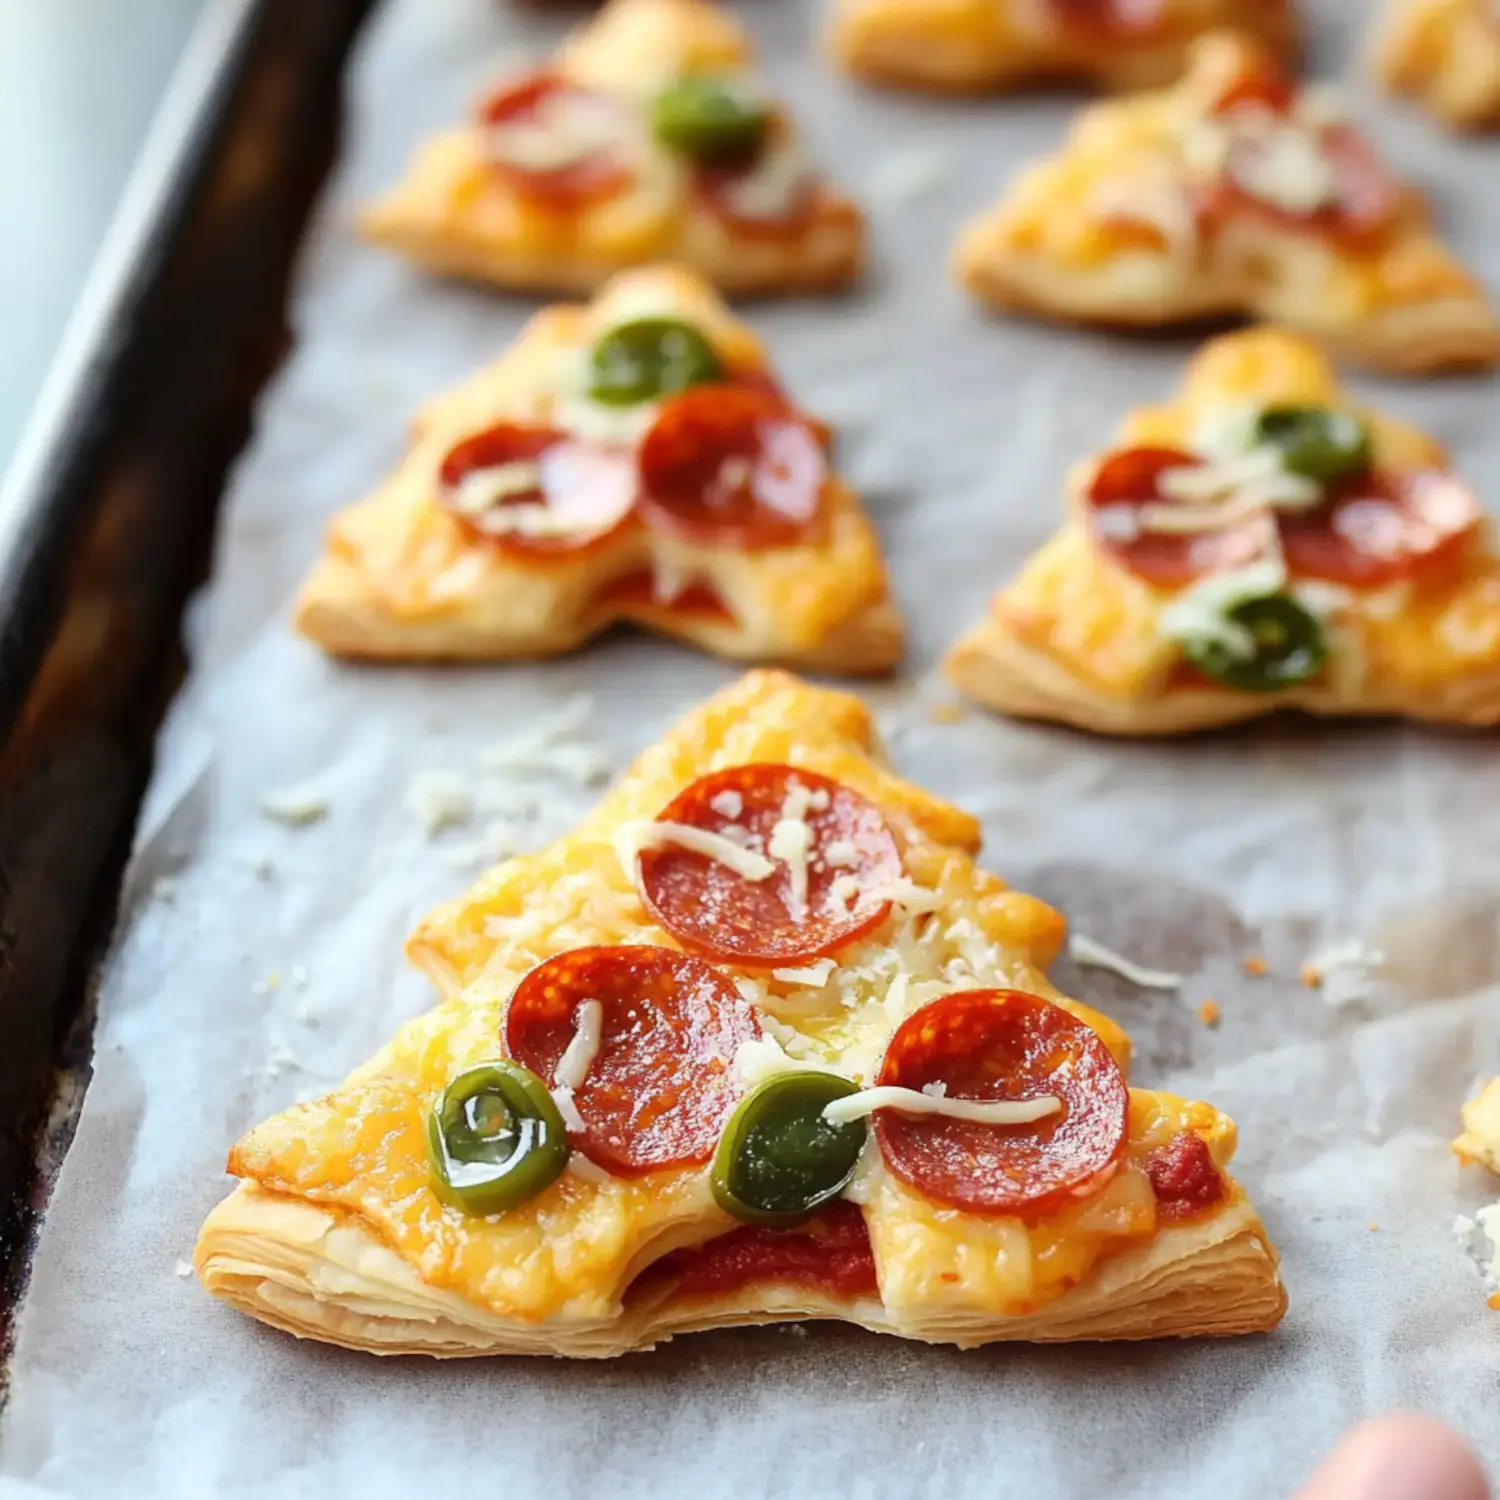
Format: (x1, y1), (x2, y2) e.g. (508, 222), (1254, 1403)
(174, 1259), (194, 1279)
(404, 770), (473, 836)
(1302, 939), (1384, 1007)
(258, 782), (329, 827)
(1067, 933), (1182, 991)
(151, 876), (179, 905)
(1242, 955), (1269, 977)
(1197, 998), (1221, 1029)
(1453, 1206), (1500, 1292)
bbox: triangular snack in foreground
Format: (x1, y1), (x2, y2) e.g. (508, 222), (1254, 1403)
(197, 671), (1285, 1357)
(828, 0), (1297, 96)
(955, 31), (1499, 372)
(1375, 0), (1500, 132)
(363, 0), (863, 296)
(295, 266), (901, 673)
(946, 328), (1500, 734)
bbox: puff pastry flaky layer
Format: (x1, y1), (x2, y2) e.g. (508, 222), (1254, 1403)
(198, 672), (1286, 1358)
(829, 0), (1297, 96)
(363, 0), (863, 296)
(956, 31), (1499, 373)
(1375, 0), (1500, 131)
(946, 328), (1500, 735)
(295, 266), (901, 674)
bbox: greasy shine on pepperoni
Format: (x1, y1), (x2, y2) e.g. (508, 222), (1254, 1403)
(1279, 469), (1480, 587)
(628, 1202), (878, 1301)
(504, 946), (759, 1176)
(1142, 1132), (1224, 1222)
(1085, 446), (1278, 589)
(874, 990), (1129, 1219)
(637, 764), (904, 969)
(479, 74), (633, 207)
(637, 386), (827, 549)
(1046, 0), (1167, 36)
(438, 422), (638, 558)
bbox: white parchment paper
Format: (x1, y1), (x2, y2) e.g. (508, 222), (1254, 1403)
(4, 1), (1500, 1494)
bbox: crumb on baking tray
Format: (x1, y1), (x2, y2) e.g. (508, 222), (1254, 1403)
(1242, 955), (1268, 977)
(1196, 998), (1221, 1028)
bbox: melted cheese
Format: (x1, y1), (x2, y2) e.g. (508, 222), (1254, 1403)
(483, 90), (626, 174)
(822, 1085), (1062, 1128)
(1224, 119), (1339, 215)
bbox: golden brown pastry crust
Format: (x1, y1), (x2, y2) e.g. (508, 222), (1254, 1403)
(196, 671), (1286, 1356)
(955, 31), (1500, 373)
(1375, 0), (1500, 131)
(294, 266), (902, 674)
(945, 327), (1500, 735)
(828, 0), (1297, 95)
(362, 0), (864, 296)
(1455, 1078), (1500, 1173)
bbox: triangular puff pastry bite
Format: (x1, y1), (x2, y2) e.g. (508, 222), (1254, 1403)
(946, 328), (1500, 735)
(1375, 0), (1500, 131)
(362, 0), (863, 296)
(197, 671), (1286, 1358)
(295, 266), (901, 672)
(828, 0), (1297, 96)
(955, 31), (1500, 373)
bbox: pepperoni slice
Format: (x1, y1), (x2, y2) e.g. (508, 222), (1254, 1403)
(1279, 469), (1480, 587)
(1085, 446), (1279, 589)
(628, 1202), (878, 1301)
(637, 387), (827, 549)
(873, 990), (1129, 1219)
(637, 764), (903, 969)
(1046, 0), (1167, 37)
(504, 946), (759, 1177)
(1142, 1132), (1224, 1222)
(1203, 122), (1400, 244)
(1208, 67), (1297, 118)
(695, 163), (817, 241)
(478, 74), (633, 208)
(438, 422), (637, 558)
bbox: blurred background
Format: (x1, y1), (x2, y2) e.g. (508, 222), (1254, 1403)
(0, 0), (206, 477)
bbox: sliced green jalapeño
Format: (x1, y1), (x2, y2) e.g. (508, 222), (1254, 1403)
(651, 75), (768, 163)
(1252, 405), (1372, 485)
(711, 1072), (866, 1226)
(587, 317), (723, 407)
(1182, 592), (1328, 692)
(428, 1062), (570, 1215)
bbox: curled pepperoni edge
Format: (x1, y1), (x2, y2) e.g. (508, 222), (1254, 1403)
(636, 385), (830, 550)
(437, 421), (639, 560)
(636, 763), (903, 970)
(872, 989), (1130, 1220)
(503, 944), (760, 1177)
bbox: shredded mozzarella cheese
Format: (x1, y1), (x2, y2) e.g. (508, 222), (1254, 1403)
(771, 958), (837, 988)
(615, 821), (775, 883)
(1067, 933), (1182, 991)
(1158, 559), (1290, 661)
(553, 999), (604, 1090)
(551, 1085), (587, 1133)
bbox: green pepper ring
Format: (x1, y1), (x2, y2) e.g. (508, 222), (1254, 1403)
(711, 1071), (867, 1227)
(427, 1061), (571, 1216)
(651, 75), (769, 164)
(586, 317), (724, 408)
(1252, 404), (1372, 485)
(1182, 592), (1328, 693)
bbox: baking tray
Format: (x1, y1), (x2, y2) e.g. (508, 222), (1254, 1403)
(0, 0), (375, 1367)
